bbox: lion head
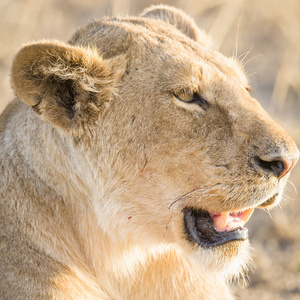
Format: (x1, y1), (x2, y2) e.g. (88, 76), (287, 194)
(10, 5), (299, 282)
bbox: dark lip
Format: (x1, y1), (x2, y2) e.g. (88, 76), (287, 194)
(184, 208), (248, 248)
(258, 193), (278, 208)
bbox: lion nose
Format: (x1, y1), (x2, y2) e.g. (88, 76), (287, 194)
(254, 155), (297, 179)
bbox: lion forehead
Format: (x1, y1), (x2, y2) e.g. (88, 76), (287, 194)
(69, 16), (246, 87)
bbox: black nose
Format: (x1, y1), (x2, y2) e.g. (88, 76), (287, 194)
(254, 156), (291, 178)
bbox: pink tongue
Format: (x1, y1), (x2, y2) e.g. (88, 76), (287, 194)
(212, 212), (229, 231)
(211, 208), (254, 232)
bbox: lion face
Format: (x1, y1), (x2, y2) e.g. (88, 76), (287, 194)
(11, 10), (299, 277)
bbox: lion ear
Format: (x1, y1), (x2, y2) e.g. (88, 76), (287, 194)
(11, 40), (126, 134)
(141, 5), (211, 46)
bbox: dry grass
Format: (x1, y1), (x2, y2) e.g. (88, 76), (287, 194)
(1, 0), (300, 299)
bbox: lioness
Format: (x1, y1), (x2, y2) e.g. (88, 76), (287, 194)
(0, 5), (298, 300)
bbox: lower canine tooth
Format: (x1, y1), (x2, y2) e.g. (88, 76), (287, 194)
(241, 208), (254, 223)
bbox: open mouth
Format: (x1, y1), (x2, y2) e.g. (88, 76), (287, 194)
(184, 207), (254, 247)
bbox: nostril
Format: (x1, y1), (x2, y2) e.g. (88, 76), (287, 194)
(254, 156), (287, 178)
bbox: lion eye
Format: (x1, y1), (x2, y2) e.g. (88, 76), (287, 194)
(174, 91), (209, 110)
(175, 91), (194, 102)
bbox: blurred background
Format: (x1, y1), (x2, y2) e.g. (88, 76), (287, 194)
(0, 0), (299, 299)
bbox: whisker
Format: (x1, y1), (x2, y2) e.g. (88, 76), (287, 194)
(282, 194), (292, 201)
(167, 183), (221, 210)
(267, 209), (273, 220)
(233, 13), (244, 59)
(287, 180), (297, 194)
(186, 193), (218, 208)
(243, 53), (265, 67)
(277, 202), (283, 211)
(164, 185), (219, 238)
(237, 46), (254, 64)
(246, 72), (257, 77)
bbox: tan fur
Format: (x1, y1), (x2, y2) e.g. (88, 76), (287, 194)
(0, 6), (298, 299)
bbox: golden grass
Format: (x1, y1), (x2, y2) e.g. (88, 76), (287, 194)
(0, 0), (300, 298)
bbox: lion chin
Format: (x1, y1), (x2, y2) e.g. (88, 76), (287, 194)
(171, 184), (285, 278)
